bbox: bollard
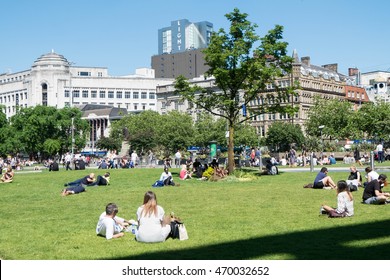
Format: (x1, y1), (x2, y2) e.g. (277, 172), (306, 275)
(370, 150), (375, 170)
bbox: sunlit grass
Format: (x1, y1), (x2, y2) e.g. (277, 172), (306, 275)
(0, 165), (389, 260)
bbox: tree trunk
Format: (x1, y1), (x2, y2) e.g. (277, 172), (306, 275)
(227, 125), (235, 175)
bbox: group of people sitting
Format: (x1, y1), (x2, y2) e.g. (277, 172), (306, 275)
(307, 166), (390, 218)
(61, 172), (110, 196)
(96, 191), (180, 243)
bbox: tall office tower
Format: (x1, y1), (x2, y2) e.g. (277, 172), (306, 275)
(158, 19), (213, 55)
(153, 19), (213, 79)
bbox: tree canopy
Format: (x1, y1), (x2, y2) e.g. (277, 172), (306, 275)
(174, 8), (295, 174)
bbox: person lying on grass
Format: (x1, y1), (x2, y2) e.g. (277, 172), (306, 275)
(64, 172), (96, 187)
(61, 184), (86, 196)
(320, 180), (354, 218)
(88, 172), (110, 186)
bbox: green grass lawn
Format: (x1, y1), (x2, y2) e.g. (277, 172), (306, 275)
(0, 165), (389, 260)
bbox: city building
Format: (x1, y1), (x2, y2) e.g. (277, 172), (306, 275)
(349, 70), (390, 102)
(156, 50), (370, 137)
(0, 51), (174, 152)
(157, 19), (213, 55)
(152, 19), (213, 79)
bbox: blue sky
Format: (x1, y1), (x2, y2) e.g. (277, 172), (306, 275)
(1, 0), (389, 76)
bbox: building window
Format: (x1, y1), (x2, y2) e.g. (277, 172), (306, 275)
(108, 91), (114, 98)
(78, 71), (91, 76)
(134, 104), (138, 110)
(125, 91), (131, 99)
(82, 90), (88, 98)
(133, 92), (139, 99)
(100, 91), (106, 98)
(149, 92), (155, 99)
(142, 104), (146, 110)
(116, 91), (122, 99)
(73, 90), (80, 98)
(65, 90), (70, 98)
(141, 92), (147, 99)
(91, 90), (97, 98)
(98, 72), (103, 77)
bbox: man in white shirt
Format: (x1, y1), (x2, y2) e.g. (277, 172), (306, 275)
(175, 150), (181, 168)
(376, 142), (384, 163)
(96, 203), (127, 240)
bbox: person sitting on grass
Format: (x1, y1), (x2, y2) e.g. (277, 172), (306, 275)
(179, 165), (192, 180)
(313, 167), (337, 189)
(363, 166), (379, 188)
(135, 191), (172, 243)
(159, 167), (178, 186)
(320, 180), (354, 217)
(96, 203), (136, 240)
(1, 167), (14, 183)
(362, 174), (390, 204)
(346, 165), (362, 192)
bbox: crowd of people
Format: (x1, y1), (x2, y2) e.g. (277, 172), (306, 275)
(308, 165), (390, 219)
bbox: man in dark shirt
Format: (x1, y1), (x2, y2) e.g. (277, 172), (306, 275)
(362, 174), (390, 204)
(313, 167), (336, 189)
(64, 173), (96, 187)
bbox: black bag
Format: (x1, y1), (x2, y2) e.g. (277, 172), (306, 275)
(169, 220), (182, 239)
(348, 183), (358, 192)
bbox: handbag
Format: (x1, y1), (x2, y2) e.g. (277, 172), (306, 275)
(178, 224), (188, 241)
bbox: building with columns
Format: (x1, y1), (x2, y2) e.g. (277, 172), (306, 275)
(0, 51), (174, 153)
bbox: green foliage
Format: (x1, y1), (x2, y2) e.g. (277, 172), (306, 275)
(158, 111), (194, 152)
(43, 139), (61, 156)
(0, 106), (88, 158)
(352, 101), (390, 141)
(96, 136), (121, 152)
(305, 98), (354, 139)
(265, 122), (304, 152)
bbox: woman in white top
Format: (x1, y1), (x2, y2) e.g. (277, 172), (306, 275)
(364, 166), (379, 187)
(321, 180), (354, 217)
(136, 191), (171, 243)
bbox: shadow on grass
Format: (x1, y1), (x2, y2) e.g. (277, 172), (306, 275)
(110, 219), (390, 260)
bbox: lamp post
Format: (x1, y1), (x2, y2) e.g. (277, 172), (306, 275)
(319, 125), (325, 160)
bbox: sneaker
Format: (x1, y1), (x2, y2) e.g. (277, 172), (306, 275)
(319, 207), (327, 215)
(323, 187), (332, 190)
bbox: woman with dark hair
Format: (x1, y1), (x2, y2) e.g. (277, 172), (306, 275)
(320, 180), (354, 217)
(135, 191), (171, 243)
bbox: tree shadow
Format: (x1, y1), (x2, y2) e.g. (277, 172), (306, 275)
(109, 219), (390, 260)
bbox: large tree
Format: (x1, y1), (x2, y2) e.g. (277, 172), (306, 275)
(265, 122), (305, 152)
(174, 8), (295, 174)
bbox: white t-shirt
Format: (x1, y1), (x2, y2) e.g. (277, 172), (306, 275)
(336, 192), (354, 216)
(96, 212), (124, 240)
(136, 205), (171, 243)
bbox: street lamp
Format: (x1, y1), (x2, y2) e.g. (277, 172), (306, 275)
(319, 125), (325, 159)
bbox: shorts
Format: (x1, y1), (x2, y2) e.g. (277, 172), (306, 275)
(313, 181), (324, 189)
